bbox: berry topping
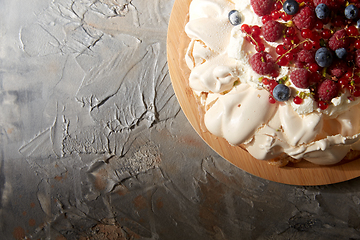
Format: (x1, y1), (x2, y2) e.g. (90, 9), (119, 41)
(250, 52), (276, 75)
(250, 0), (274, 16)
(273, 84), (291, 102)
(335, 48), (347, 59)
(262, 20), (284, 42)
(315, 47), (333, 68)
(290, 68), (310, 89)
(328, 29), (350, 51)
(228, 10), (242, 26)
(345, 4), (359, 20)
(315, 4), (330, 19)
(293, 6), (316, 30)
(237, 1), (360, 107)
(283, 0), (299, 16)
(317, 79), (339, 102)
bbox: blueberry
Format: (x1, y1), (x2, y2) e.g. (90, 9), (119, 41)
(228, 10), (242, 26)
(357, 19), (360, 28)
(315, 4), (330, 19)
(335, 48), (347, 59)
(283, 0), (299, 15)
(345, 4), (359, 20)
(273, 84), (291, 102)
(315, 47), (333, 68)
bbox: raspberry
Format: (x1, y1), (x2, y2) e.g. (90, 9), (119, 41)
(293, 6), (316, 30)
(317, 79), (339, 102)
(290, 68), (310, 89)
(296, 49), (315, 63)
(328, 60), (347, 77)
(250, 0), (275, 16)
(356, 50), (360, 68)
(250, 52), (276, 75)
(262, 20), (283, 42)
(332, 0), (348, 9)
(328, 30), (349, 51)
(313, 0), (333, 7)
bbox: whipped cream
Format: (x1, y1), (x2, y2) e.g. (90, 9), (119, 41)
(184, 0), (360, 165)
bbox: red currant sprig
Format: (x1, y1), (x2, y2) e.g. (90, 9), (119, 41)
(241, 24), (265, 52)
(275, 40), (311, 66)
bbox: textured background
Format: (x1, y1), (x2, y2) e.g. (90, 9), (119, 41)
(1, 0), (360, 239)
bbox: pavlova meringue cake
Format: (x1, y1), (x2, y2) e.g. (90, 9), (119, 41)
(184, 0), (360, 165)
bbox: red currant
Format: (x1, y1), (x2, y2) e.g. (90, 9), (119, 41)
(262, 77), (270, 85)
(315, 21), (323, 30)
(338, 77), (349, 88)
(276, 45), (287, 55)
(303, 41), (313, 50)
(318, 101), (328, 110)
(311, 39), (321, 50)
(309, 63), (319, 73)
(290, 45), (300, 53)
(321, 29), (332, 39)
(283, 36), (295, 46)
(347, 26), (359, 36)
(277, 56), (289, 66)
(255, 42), (265, 52)
(293, 36), (300, 44)
(281, 12), (292, 21)
(286, 27), (296, 37)
(262, 15), (272, 24)
(293, 96), (303, 104)
(241, 24), (251, 34)
(274, 1), (282, 10)
(353, 89), (360, 97)
(345, 71), (353, 79)
(354, 76), (360, 84)
(251, 25), (261, 37)
(346, 83), (355, 91)
(301, 29), (313, 39)
(285, 53), (293, 61)
(269, 80), (278, 91)
(269, 95), (276, 104)
(310, 31), (320, 41)
(355, 40), (360, 49)
(271, 11), (282, 20)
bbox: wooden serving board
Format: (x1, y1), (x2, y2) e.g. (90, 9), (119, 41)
(166, 0), (360, 186)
